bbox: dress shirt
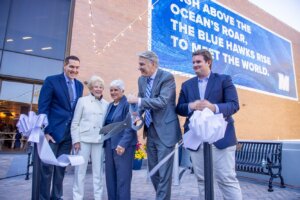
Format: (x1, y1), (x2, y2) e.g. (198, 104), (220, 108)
(138, 69), (158, 106)
(188, 73), (219, 113)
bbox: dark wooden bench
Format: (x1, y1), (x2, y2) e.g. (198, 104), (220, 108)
(235, 141), (285, 192)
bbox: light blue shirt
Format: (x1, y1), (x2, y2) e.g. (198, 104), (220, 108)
(138, 69), (158, 107)
(198, 77), (209, 100)
(188, 73), (219, 113)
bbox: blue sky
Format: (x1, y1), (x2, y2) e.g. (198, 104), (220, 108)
(249, 0), (300, 32)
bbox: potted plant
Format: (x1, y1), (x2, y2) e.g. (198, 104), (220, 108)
(133, 142), (147, 170)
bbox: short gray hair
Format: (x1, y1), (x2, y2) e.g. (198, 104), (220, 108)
(110, 79), (125, 91)
(138, 50), (158, 65)
(87, 75), (104, 90)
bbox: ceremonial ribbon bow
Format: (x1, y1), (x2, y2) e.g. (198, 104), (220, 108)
(17, 111), (84, 167)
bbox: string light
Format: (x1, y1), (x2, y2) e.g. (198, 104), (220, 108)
(87, 0), (161, 55)
(88, 0), (98, 51)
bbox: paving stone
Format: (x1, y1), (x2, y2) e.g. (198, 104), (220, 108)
(1, 154), (300, 200)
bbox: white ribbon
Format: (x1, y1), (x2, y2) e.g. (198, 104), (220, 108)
(17, 111), (84, 167)
(149, 108), (227, 177)
(148, 141), (183, 177)
(183, 108), (227, 150)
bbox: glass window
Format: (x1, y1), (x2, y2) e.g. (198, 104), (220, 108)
(0, 51), (63, 80)
(3, 0), (71, 60)
(0, 81), (34, 104)
(32, 84), (42, 104)
(0, 0), (10, 49)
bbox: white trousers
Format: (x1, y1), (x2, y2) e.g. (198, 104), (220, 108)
(73, 142), (104, 200)
(190, 145), (242, 200)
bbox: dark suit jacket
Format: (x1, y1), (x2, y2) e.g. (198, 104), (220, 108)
(176, 73), (239, 149)
(38, 73), (83, 143)
(138, 69), (182, 147)
(104, 96), (137, 149)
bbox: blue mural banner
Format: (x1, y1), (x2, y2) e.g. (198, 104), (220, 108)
(150, 0), (297, 100)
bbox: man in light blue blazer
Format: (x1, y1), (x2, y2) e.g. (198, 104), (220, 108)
(176, 49), (242, 200)
(38, 55), (83, 200)
(128, 51), (182, 200)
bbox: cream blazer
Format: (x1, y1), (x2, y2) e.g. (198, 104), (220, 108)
(71, 94), (109, 144)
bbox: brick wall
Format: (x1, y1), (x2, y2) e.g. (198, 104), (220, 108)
(71, 0), (300, 140)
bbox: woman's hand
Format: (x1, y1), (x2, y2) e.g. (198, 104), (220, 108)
(115, 145), (125, 155)
(133, 115), (142, 125)
(74, 142), (81, 154)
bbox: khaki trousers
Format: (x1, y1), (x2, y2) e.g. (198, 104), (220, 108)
(190, 145), (242, 200)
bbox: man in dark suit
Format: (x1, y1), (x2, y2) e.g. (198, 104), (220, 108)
(128, 51), (182, 200)
(38, 55), (83, 200)
(176, 49), (242, 200)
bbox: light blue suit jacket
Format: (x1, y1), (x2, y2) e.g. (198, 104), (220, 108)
(176, 72), (239, 149)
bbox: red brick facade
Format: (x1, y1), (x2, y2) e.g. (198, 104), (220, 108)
(71, 0), (300, 140)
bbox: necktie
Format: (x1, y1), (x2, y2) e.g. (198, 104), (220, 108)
(67, 81), (74, 107)
(145, 77), (153, 127)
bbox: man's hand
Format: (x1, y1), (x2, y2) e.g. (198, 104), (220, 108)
(189, 100), (216, 113)
(199, 100), (216, 112)
(115, 145), (125, 156)
(127, 94), (138, 104)
(45, 133), (56, 143)
(73, 142), (81, 154)
(189, 100), (202, 110)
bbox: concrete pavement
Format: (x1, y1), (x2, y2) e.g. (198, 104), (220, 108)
(0, 153), (300, 200)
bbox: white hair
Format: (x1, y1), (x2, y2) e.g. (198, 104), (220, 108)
(110, 79), (125, 91)
(87, 75), (104, 90)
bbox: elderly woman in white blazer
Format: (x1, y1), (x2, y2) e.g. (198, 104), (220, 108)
(71, 75), (109, 200)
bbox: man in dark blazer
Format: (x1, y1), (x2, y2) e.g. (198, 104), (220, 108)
(128, 51), (182, 200)
(38, 55), (83, 200)
(176, 49), (242, 200)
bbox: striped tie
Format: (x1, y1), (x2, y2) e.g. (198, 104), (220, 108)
(145, 77), (152, 127)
